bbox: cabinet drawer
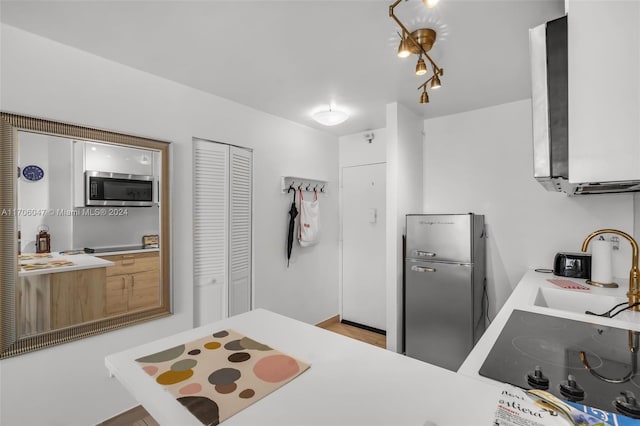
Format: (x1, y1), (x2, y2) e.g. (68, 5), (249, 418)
(99, 251), (159, 277)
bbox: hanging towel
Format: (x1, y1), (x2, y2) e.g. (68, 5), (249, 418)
(298, 189), (319, 247)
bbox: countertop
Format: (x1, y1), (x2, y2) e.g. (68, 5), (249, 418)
(106, 272), (638, 425)
(458, 269), (640, 378)
(18, 252), (114, 277)
(106, 308), (505, 425)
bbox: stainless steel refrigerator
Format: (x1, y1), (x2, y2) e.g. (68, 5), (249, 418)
(404, 213), (486, 371)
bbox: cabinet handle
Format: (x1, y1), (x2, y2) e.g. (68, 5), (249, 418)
(411, 265), (436, 273)
(415, 251), (436, 257)
(121, 277), (126, 290)
(131, 276), (135, 288)
(122, 255), (135, 266)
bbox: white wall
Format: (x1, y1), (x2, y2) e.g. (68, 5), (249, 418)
(636, 194), (640, 240)
(423, 99), (634, 319)
(385, 103), (423, 352)
(0, 24), (339, 426)
(72, 206), (160, 248)
(46, 137), (74, 252)
(339, 128), (386, 168)
(17, 132), (51, 252)
(17, 132), (160, 251)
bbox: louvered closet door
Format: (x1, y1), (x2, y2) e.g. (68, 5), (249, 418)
(228, 146), (252, 316)
(193, 141), (229, 325)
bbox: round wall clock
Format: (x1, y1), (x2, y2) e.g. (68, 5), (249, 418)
(22, 165), (44, 182)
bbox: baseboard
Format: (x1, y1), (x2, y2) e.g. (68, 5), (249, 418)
(341, 319), (386, 335)
(315, 314), (340, 328)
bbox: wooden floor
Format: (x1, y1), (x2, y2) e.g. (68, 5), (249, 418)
(98, 316), (385, 425)
(97, 405), (159, 426)
(316, 316), (386, 349)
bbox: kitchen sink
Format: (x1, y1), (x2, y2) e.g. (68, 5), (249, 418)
(533, 286), (627, 316)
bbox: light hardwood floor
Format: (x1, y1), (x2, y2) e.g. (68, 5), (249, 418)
(98, 316), (385, 425)
(316, 315), (386, 349)
(97, 405), (159, 426)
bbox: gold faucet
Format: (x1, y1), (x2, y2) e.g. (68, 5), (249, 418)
(582, 229), (640, 311)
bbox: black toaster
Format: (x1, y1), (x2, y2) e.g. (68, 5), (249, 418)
(553, 252), (591, 279)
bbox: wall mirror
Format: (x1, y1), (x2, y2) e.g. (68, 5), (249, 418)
(0, 112), (171, 358)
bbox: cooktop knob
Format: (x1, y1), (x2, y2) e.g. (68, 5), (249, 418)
(559, 375), (585, 401)
(527, 366), (549, 390)
(615, 391), (640, 419)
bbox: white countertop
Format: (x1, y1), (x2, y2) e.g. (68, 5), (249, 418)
(458, 269), (640, 379)
(106, 272), (640, 425)
(106, 308), (505, 426)
(19, 252), (114, 277)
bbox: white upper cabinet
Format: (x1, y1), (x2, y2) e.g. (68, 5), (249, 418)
(85, 141), (154, 176)
(73, 141), (158, 207)
(567, 0), (640, 183)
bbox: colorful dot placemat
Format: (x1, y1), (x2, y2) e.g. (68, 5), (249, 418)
(20, 259), (75, 271)
(135, 329), (310, 425)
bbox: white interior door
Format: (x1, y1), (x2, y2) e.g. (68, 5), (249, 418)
(193, 140), (229, 325)
(228, 146), (252, 317)
(193, 140), (253, 325)
(342, 163), (386, 330)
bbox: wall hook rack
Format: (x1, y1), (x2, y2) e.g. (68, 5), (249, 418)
(281, 176), (328, 195)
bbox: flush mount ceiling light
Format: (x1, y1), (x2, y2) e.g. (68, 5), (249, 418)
(390, 0), (444, 104)
(311, 108), (349, 126)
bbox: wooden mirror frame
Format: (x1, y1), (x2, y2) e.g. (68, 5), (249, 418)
(0, 112), (171, 358)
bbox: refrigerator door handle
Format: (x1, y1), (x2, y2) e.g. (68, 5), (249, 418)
(411, 265), (436, 273)
(415, 250), (436, 257)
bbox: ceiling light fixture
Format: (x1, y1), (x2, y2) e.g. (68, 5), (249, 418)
(397, 33), (412, 58)
(390, 0), (444, 104)
(430, 71), (441, 89)
(415, 55), (428, 76)
(312, 108), (349, 126)
(419, 84), (430, 104)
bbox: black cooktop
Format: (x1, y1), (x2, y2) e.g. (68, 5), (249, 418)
(479, 309), (640, 419)
(84, 246), (147, 254)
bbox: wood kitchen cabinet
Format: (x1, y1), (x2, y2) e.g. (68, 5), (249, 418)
(99, 251), (160, 315)
(49, 268), (107, 329)
(18, 266), (108, 334)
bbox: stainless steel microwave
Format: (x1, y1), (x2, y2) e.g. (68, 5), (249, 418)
(85, 171), (154, 207)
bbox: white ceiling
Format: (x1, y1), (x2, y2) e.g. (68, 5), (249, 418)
(0, 0), (564, 136)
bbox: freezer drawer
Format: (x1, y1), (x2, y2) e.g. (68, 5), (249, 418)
(404, 259), (474, 371)
(406, 214), (481, 263)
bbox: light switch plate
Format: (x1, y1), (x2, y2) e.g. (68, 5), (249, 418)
(368, 208), (377, 223)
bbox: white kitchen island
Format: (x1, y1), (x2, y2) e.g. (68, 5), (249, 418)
(106, 308), (505, 425)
